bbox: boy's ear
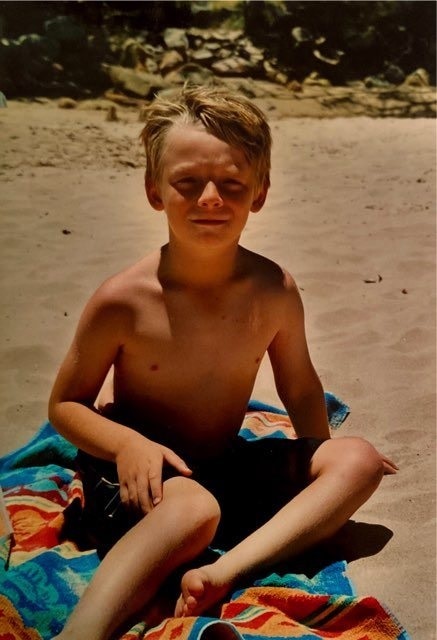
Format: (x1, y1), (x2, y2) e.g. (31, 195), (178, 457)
(145, 179), (165, 211)
(250, 179), (269, 213)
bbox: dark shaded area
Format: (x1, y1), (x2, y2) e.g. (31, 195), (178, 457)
(0, 1), (434, 98)
(268, 519), (394, 579)
(244, 1), (436, 83)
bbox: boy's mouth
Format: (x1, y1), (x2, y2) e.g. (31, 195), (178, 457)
(191, 218), (228, 226)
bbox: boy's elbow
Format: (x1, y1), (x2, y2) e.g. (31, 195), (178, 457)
(48, 394), (62, 427)
(48, 388), (73, 427)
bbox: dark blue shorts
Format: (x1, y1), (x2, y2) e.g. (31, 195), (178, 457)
(75, 436), (323, 557)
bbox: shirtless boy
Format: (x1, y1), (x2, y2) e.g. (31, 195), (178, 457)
(49, 86), (397, 640)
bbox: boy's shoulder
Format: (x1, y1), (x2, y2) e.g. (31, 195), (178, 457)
(241, 247), (299, 295)
(89, 251), (160, 309)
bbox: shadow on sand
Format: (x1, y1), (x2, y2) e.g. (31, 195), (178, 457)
(271, 519), (394, 579)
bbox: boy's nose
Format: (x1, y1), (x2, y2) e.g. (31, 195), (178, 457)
(197, 181), (223, 208)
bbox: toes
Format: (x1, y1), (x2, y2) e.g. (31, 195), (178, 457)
(184, 594), (198, 614)
(174, 595), (185, 617)
(174, 593), (197, 617)
(175, 570), (207, 617)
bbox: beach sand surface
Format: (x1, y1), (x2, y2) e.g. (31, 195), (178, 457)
(0, 101), (435, 639)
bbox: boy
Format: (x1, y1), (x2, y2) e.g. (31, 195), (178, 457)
(49, 86), (397, 640)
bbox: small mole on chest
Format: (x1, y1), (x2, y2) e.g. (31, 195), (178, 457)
(255, 357), (261, 364)
(150, 363), (159, 371)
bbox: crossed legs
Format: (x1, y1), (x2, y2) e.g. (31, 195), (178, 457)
(55, 436), (385, 638)
(175, 436), (385, 616)
(54, 476), (220, 640)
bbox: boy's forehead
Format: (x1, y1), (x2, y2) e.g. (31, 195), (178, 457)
(161, 122), (250, 171)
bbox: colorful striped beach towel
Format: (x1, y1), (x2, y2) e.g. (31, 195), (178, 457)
(0, 395), (409, 639)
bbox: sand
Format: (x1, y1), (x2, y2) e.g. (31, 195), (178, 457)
(0, 100), (435, 638)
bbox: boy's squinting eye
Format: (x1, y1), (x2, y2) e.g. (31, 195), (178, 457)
(173, 177), (246, 195)
(176, 177), (197, 186)
(222, 180), (245, 192)
(174, 177), (199, 192)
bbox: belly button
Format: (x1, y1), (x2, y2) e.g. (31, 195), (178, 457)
(150, 364), (159, 371)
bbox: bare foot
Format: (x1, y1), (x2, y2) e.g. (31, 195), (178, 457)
(174, 565), (232, 617)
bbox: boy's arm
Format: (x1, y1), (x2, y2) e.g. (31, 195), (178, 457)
(268, 272), (398, 474)
(48, 285), (191, 513)
(268, 272), (330, 440)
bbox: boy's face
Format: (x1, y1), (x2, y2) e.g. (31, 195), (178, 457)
(146, 123), (268, 249)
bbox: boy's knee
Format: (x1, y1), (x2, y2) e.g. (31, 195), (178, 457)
(164, 476), (221, 530)
(315, 437), (384, 487)
(345, 437), (384, 483)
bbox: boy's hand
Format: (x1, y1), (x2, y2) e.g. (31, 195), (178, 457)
(115, 434), (192, 514)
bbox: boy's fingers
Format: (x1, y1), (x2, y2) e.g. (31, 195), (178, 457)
(383, 462), (398, 475)
(120, 479), (140, 512)
(148, 461), (163, 506)
(136, 473), (153, 513)
(163, 448), (192, 475)
(380, 454), (399, 474)
(127, 481), (141, 512)
(119, 482), (129, 507)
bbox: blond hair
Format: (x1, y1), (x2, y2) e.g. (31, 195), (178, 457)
(140, 85), (271, 190)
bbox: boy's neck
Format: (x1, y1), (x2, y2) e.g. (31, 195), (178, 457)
(159, 242), (243, 289)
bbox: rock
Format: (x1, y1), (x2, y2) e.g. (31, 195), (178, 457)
(212, 29), (243, 43)
(162, 28), (189, 51)
(202, 42), (222, 53)
(104, 91), (144, 107)
(212, 56), (255, 76)
(187, 27), (208, 40)
(263, 60), (277, 81)
(403, 68), (430, 87)
(411, 103), (436, 117)
(105, 105), (118, 122)
(191, 49), (215, 64)
(143, 58), (159, 74)
(159, 50), (184, 73)
(239, 40), (264, 64)
(221, 78), (258, 98)
(77, 98), (117, 110)
(215, 47), (232, 60)
(313, 48), (343, 66)
(288, 80), (303, 92)
(263, 60), (288, 85)
(58, 97), (77, 109)
(102, 64), (168, 98)
(402, 88), (436, 105)
(142, 43), (164, 59)
(291, 27), (313, 43)
(364, 75), (393, 89)
(303, 71), (332, 87)
(275, 71), (289, 85)
(163, 62), (215, 86)
(120, 38), (147, 68)
(0, 91), (7, 107)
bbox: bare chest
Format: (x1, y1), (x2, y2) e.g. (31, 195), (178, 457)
(126, 297), (270, 376)
(115, 288), (275, 406)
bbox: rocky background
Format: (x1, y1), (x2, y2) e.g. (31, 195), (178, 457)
(0, 0), (435, 117)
